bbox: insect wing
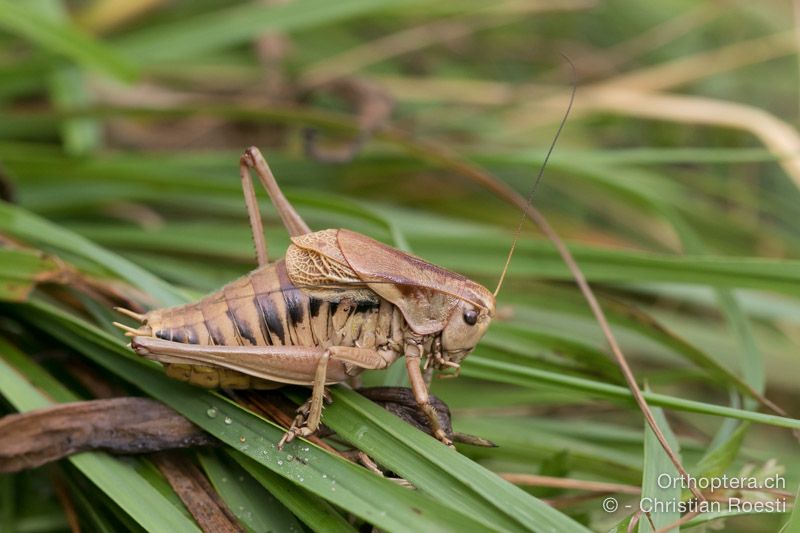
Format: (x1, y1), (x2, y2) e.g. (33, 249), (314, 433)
(336, 229), (464, 335)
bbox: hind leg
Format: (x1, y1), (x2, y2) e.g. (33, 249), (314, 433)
(240, 146), (311, 242)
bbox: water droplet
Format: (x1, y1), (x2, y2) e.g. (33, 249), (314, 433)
(239, 436), (246, 443)
(277, 460), (283, 466)
(299, 478), (304, 482)
(238, 476), (244, 482)
(286, 454), (293, 461)
(238, 505), (244, 511)
(221, 477), (228, 483)
(224, 416), (233, 425)
(322, 474), (327, 479)
(206, 407), (218, 418)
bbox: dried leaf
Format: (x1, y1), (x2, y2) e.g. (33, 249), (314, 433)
(152, 451), (244, 533)
(0, 397), (215, 472)
(357, 387), (496, 447)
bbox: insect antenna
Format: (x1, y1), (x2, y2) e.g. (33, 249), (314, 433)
(493, 54), (577, 297)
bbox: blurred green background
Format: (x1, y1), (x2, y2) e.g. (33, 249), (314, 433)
(0, 0), (799, 531)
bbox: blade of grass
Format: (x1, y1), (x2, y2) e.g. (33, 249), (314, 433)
(115, 0), (429, 64)
(27, 1), (101, 156)
(464, 357), (800, 430)
(692, 422), (749, 480)
(0, 0), (137, 81)
(579, 163), (774, 468)
(780, 483), (799, 532)
(63, 475), (118, 533)
(229, 452), (356, 533)
(322, 387), (592, 532)
(0, 202), (184, 306)
(198, 450), (304, 533)
(0, 248), (60, 301)
(49, 66), (101, 156)
(505, 294), (769, 407)
(50, 217), (800, 295)
(16, 299), (509, 532)
(638, 390), (680, 532)
(452, 417), (643, 483)
(0, 338), (200, 533)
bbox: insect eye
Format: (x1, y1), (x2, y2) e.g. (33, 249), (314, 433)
(463, 310), (478, 326)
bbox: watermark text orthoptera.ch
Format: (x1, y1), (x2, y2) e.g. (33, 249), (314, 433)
(656, 473), (785, 491)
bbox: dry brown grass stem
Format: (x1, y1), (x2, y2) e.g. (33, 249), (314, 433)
(75, 0), (166, 33)
(384, 127), (705, 502)
(372, 30), (792, 107)
(499, 473), (641, 495)
(574, 88), (800, 187)
(594, 30), (794, 93)
(371, 30), (800, 188)
(499, 30), (796, 133)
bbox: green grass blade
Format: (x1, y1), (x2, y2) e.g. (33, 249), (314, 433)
(464, 357), (800, 430)
(0, 0), (136, 81)
(638, 394), (680, 532)
(116, 0), (427, 64)
(692, 422), (749, 480)
(230, 452), (356, 533)
(198, 451), (304, 533)
(17, 299), (500, 532)
(0, 339), (200, 532)
(324, 387), (592, 532)
(49, 66), (101, 155)
(781, 483), (800, 532)
(0, 202), (185, 306)
(0, 248), (59, 301)
(449, 416), (643, 483)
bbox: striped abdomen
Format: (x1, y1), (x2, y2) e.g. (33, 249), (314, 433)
(141, 260), (403, 388)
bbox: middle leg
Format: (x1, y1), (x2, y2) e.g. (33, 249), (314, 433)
(279, 345), (393, 448)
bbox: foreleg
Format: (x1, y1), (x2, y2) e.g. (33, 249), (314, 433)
(405, 355), (453, 447)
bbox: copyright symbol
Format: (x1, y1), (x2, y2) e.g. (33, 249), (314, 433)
(602, 497), (618, 513)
